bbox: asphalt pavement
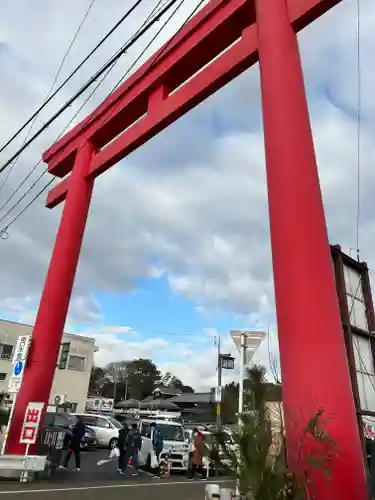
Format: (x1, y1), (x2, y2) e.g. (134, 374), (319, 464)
(0, 450), (234, 500)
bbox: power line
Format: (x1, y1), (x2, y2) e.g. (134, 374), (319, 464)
(355, 0), (362, 262)
(0, 0), (206, 236)
(0, 0), (167, 220)
(0, 0), (145, 158)
(0, 0), (182, 177)
(0, 0), (98, 198)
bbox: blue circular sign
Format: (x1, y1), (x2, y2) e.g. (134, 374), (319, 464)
(14, 360), (23, 376)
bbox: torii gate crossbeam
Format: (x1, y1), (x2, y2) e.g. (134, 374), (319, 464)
(6, 1), (368, 498)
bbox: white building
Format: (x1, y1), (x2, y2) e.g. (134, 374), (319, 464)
(0, 319), (96, 412)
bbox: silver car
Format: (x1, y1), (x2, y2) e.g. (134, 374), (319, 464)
(73, 413), (122, 449)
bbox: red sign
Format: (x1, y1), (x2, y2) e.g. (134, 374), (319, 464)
(20, 402), (44, 445)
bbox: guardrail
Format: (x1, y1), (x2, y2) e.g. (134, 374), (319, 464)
(0, 454), (47, 482)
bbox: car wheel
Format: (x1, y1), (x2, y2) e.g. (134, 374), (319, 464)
(109, 438), (118, 450)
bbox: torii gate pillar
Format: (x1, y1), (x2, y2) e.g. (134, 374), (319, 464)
(256, 1), (367, 498)
(4, 0), (368, 498)
(4, 141), (95, 453)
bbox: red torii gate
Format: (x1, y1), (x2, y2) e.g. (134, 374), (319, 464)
(5, 0), (367, 497)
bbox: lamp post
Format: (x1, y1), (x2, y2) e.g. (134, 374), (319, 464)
(230, 330), (266, 496)
(215, 336), (235, 427)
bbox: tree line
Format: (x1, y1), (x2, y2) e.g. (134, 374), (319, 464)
(89, 358), (194, 402)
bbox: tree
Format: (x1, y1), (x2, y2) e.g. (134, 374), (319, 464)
(181, 385), (194, 393)
(207, 365), (339, 499)
(126, 358), (161, 400)
(160, 372), (195, 393)
(221, 381), (240, 424)
(88, 366), (106, 395)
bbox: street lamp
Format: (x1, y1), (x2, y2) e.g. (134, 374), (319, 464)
(215, 336), (235, 427)
(230, 330), (265, 497)
(229, 330), (266, 419)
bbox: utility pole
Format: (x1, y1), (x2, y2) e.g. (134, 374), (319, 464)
(112, 366), (118, 404)
(214, 336), (235, 428)
(216, 336), (222, 428)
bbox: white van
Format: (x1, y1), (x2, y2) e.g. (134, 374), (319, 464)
(73, 413), (122, 449)
(137, 418), (189, 472)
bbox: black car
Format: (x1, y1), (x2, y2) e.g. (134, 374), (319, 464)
(44, 412), (98, 449)
(81, 426), (98, 449)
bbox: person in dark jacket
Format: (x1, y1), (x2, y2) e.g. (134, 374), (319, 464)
(149, 422), (163, 479)
(60, 416), (86, 471)
(119, 424), (142, 476)
(117, 422), (130, 473)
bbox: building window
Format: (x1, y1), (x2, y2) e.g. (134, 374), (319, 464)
(67, 355), (85, 371)
(0, 373), (6, 381)
(0, 344), (13, 360)
(344, 265), (368, 331)
(352, 334), (375, 411)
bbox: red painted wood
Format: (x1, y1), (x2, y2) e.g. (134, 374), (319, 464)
(46, 0), (343, 209)
(255, 0), (367, 498)
(6, 142), (95, 455)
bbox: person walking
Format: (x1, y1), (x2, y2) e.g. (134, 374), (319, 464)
(119, 423), (142, 476)
(187, 428), (205, 480)
(117, 422), (130, 474)
(150, 422), (163, 479)
(60, 415), (86, 472)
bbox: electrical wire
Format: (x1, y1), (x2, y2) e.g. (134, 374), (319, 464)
(0, 0), (167, 220)
(0, 0), (182, 178)
(0, 0), (145, 157)
(0, 0), (98, 198)
(355, 0), (362, 262)
(0, 0), (206, 236)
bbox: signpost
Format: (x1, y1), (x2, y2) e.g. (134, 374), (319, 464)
(20, 402), (44, 445)
(1, 335), (31, 454)
(214, 386), (222, 403)
(8, 335), (31, 394)
(19, 402), (44, 483)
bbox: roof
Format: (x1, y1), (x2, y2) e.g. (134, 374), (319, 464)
(0, 318), (96, 346)
(139, 399), (179, 410)
(141, 418), (182, 426)
(169, 393), (212, 404)
(114, 399), (140, 408)
(153, 386), (182, 396)
(142, 396), (154, 403)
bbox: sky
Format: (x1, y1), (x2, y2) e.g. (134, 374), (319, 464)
(0, 0), (374, 392)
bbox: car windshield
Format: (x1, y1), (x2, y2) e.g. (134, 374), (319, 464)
(55, 414), (76, 427)
(157, 424), (184, 442)
(109, 417), (122, 429)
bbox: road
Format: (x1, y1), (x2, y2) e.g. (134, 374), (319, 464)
(0, 450), (234, 500)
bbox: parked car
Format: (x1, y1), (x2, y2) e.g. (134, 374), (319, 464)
(44, 412), (98, 449)
(73, 413), (122, 449)
(138, 418), (190, 472)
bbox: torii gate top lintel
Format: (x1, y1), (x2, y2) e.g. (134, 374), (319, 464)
(44, 0), (341, 210)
